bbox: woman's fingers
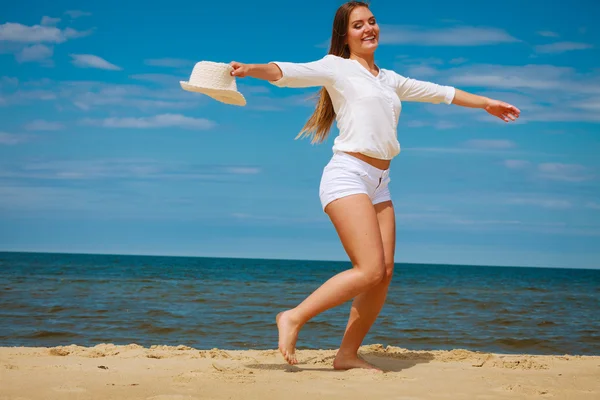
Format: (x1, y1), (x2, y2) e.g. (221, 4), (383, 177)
(487, 100), (521, 122)
(229, 61), (243, 76)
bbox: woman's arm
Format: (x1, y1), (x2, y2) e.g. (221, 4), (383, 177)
(230, 62), (282, 81)
(452, 89), (521, 123)
(393, 71), (521, 123)
(229, 56), (336, 88)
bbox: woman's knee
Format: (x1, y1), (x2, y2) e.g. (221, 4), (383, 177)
(383, 261), (395, 281)
(357, 260), (386, 288)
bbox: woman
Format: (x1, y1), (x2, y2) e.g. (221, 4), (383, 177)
(229, 1), (520, 370)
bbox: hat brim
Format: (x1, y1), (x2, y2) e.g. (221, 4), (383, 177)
(180, 81), (246, 106)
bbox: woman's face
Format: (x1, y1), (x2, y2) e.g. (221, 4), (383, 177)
(346, 7), (379, 55)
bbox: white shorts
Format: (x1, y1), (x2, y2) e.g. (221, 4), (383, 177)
(319, 151), (392, 211)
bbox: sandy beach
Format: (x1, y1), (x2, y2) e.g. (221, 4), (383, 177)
(1, 343), (598, 399)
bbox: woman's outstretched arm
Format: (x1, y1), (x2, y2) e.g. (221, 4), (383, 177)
(229, 56), (336, 88)
(452, 89), (521, 123)
(230, 62), (282, 81)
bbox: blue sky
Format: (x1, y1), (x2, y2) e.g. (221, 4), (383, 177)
(1, 0), (599, 269)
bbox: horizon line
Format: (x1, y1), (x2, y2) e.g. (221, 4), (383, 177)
(1, 249), (598, 271)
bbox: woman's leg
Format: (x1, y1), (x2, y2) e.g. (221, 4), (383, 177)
(277, 193), (386, 365)
(333, 200), (396, 371)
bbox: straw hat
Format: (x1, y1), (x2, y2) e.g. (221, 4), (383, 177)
(180, 61), (246, 106)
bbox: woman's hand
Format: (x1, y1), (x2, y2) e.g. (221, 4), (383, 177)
(485, 99), (521, 122)
(452, 89), (521, 122)
(230, 61), (251, 77)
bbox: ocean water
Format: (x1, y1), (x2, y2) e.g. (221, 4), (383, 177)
(0, 251), (598, 355)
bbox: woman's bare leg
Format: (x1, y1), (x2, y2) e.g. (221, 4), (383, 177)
(333, 200), (396, 371)
(277, 194), (386, 365)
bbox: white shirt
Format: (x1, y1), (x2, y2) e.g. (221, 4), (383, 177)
(269, 55), (455, 160)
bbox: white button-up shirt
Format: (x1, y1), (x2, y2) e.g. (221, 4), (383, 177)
(270, 55), (455, 160)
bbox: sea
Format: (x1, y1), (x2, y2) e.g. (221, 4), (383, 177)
(0, 251), (598, 355)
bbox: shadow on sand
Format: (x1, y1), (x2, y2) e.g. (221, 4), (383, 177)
(244, 349), (435, 373)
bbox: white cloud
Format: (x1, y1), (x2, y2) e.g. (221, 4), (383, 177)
(445, 64), (600, 95)
(0, 132), (34, 145)
(535, 41), (593, 54)
(73, 96), (195, 111)
(4, 79), (202, 111)
(22, 78), (53, 87)
(144, 58), (193, 68)
(448, 64), (573, 91)
(397, 212), (523, 227)
(130, 74), (183, 85)
(24, 119), (64, 131)
(570, 98), (600, 112)
(0, 158), (260, 181)
(0, 89), (57, 106)
(586, 202), (600, 210)
(41, 16), (61, 26)
(396, 55), (444, 65)
(503, 159), (530, 169)
(81, 113), (216, 130)
(0, 76), (18, 87)
(62, 27), (93, 40)
(536, 31), (559, 38)
(380, 25), (519, 46)
(398, 59), (600, 125)
(15, 44), (53, 63)
(406, 120), (427, 128)
(236, 84), (270, 95)
(404, 146), (514, 155)
(0, 75), (292, 114)
(70, 54), (121, 70)
(537, 163), (592, 182)
(443, 63), (600, 124)
(434, 121), (459, 130)
(225, 167), (261, 175)
(393, 208), (600, 237)
(65, 10), (92, 18)
(405, 120), (458, 130)
(449, 57), (468, 64)
(406, 65), (438, 77)
(408, 137), (519, 154)
(505, 197), (572, 209)
(0, 22), (90, 43)
(465, 139), (516, 150)
(522, 111), (600, 123)
(503, 160), (594, 182)
(231, 213), (321, 224)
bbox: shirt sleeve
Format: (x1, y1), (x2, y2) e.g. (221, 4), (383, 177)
(269, 55), (337, 88)
(393, 72), (455, 104)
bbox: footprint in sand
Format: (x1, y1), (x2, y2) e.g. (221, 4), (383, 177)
(500, 384), (550, 396)
(52, 386), (87, 393)
(373, 373), (418, 382)
(172, 370), (206, 383)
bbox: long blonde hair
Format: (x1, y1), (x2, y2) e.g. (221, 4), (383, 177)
(295, 1), (371, 144)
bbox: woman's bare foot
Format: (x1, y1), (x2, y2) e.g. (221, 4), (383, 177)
(333, 352), (383, 371)
(276, 310), (302, 365)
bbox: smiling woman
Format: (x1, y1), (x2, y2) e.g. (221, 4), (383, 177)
(227, 0), (520, 371)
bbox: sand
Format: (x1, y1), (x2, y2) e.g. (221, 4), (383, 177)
(1, 343), (598, 399)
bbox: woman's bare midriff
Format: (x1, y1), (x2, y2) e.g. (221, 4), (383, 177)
(343, 151), (391, 170)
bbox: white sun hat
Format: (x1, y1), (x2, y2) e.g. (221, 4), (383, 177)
(180, 61), (246, 106)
